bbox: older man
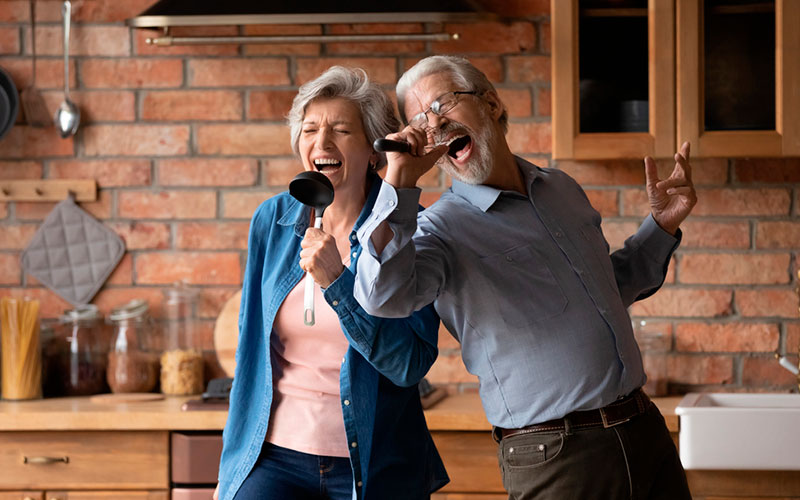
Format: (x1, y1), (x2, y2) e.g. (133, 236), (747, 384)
(353, 55), (696, 499)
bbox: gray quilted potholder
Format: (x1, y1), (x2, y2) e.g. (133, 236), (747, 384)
(21, 194), (125, 306)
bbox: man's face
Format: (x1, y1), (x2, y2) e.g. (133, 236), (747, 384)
(403, 73), (497, 185)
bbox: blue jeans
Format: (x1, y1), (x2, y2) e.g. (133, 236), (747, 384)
(234, 442), (354, 500)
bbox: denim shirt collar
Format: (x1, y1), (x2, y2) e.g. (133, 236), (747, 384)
(451, 156), (542, 212)
(277, 172), (383, 238)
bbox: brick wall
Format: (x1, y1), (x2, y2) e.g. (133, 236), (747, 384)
(0, 0), (797, 393)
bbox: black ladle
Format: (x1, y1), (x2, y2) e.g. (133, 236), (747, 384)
(289, 171), (335, 326)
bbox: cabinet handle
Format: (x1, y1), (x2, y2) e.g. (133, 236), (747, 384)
(23, 455), (70, 465)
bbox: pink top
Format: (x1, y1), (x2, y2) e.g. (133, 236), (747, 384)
(265, 275), (351, 457)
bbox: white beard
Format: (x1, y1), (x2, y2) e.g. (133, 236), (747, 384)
(433, 110), (495, 185)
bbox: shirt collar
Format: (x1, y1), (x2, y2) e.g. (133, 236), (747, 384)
(450, 156), (542, 212)
(278, 172), (383, 237)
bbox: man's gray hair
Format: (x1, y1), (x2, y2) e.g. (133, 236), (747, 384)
(396, 55), (508, 133)
(288, 66), (400, 169)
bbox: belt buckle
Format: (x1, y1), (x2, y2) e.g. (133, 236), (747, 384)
(600, 406), (630, 428)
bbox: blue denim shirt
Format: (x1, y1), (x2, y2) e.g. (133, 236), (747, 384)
(218, 176), (448, 500)
(355, 157), (680, 428)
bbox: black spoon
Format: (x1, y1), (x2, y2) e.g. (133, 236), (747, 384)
(289, 171), (335, 326)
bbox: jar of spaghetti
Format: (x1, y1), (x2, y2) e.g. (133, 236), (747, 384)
(160, 283), (204, 395)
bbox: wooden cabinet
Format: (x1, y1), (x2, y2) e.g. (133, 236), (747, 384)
(1, 493), (168, 500)
(552, 0), (800, 159)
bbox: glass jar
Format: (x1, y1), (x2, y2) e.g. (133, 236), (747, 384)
(42, 305), (108, 397)
(107, 299), (159, 394)
(160, 283), (204, 395)
(634, 320), (670, 397)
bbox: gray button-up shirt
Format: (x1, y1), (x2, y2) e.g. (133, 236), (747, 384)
(355, 157), (679, 428)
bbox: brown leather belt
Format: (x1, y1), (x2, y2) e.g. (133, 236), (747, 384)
(498, 389), (650, 440)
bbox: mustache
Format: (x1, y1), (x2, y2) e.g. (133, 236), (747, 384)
(429, 121), (471, 147)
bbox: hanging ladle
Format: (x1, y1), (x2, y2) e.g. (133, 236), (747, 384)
(54, 0), (79, 138)
(289, 171), (335, 326)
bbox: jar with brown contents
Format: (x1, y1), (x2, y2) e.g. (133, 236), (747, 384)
(160, 283), (204, 395)
(107, 299), (158, 393)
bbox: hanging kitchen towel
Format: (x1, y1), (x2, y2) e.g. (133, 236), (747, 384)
(21, 194), (125, 306)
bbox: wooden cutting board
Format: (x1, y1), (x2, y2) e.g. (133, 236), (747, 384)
(213, 290), (241, 377)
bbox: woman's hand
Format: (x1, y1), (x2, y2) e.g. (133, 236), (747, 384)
(383, 125), (448, 189)
(300, 228), (345, 288)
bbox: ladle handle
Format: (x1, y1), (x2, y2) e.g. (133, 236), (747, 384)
(62, 1), (71, 97)
(303, 215), (323, 326)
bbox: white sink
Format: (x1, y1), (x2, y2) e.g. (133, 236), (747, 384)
(676, 393), (800, 470)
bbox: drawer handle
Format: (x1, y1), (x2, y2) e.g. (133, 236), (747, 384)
(23, 455), (70, 465)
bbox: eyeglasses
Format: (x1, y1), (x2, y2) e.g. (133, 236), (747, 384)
(408, 91), (478, 130)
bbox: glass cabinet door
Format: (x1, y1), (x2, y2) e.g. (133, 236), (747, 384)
(553, 0), (676, 159)
(677, 0), (800, 156)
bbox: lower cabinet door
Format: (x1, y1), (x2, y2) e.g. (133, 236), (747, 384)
(0, 492), (44, 500)
(42, 492), (169, 500)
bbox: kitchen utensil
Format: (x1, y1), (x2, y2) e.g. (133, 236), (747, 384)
(0, 65), (19, 141)
(54, 0), (80, 138)
(20, 0), (50, 128)
(213, 289), (241, 377)
(21, 193), (126, 306)
(289, 171), (334, 326)
(1, 297), (42, 400)
(373, 137), (411, 153)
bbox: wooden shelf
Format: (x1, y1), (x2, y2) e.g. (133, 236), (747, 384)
(0, 180), (97, 202)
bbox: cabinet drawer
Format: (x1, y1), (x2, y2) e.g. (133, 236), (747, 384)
(0, 431), (169, 490)
(432, 432), (504, 493)
(171, 433), (222, 484)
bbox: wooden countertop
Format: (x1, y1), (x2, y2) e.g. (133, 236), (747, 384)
(0, 393), (681, 433)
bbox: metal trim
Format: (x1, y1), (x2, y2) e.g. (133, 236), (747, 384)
(126, 12), (486, 27)
(146, 33), (458, 45)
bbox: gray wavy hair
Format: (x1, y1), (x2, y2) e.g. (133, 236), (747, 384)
(288, 66), (400, 169)
(396, 55), (508, 133)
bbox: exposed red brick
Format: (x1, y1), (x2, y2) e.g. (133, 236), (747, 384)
(82, 125), (190, 156)
(756, 221), (800, 249)
(655, 157), (728, 185)
(197, 287), (240, 318)
(81, 59), (184, 89)
(506, 121), (552, 154)
(189, 58), (290, 87)
(49, 159), (151, 187)
(676, 323), (779, 352)
(742, 356), (799, 386)
(630, 288), (733, 318)
(693, 188), (791, 216)
(787, 323), (800, 354)
(175, 222), (250, 250)
(0, 127), (73, 159)
(118, 191), (217, 219)
(496, 88), (532, 118)
(33, 26), (130, 56)
(557, 160), (645, 186)
(1, 58), (77, 90)
(432, 22), (536, 54)
(196, 124), (291, 156)
(0, 1), (30, 22)
(36, 0), (159, 22)
(106, 253), (133, 285)
(0, 161), (43, 179)
(40, 90), (136, 122)
(680, 253), (791, 285)
(134, 27), (239, 56)
(427, 352), (477, 385)
(326, 23), (425, 55)
(0, 253), (21, 285)
(109, 222), (170, 250)
(262, 158), (303, 187)
(142, 90), (243, 121)
(536, 87), (551, 117)
(0, 287), (72, 319)
(221, 191), (276, 219)
(584, 189), (618, 217)
(0, 203), (6, 218)
(248, 90), (300, 121)
(0, 27), (20, 55)
(600, 221), (639, 250)
(296, 58), (396, 85)
(242, 24), (322, 56)
(667, 354), (734, 385)
(736, 289), (799, 318)
(540, 20), (551, 53)
(679, 220), (751, 249)
(136, 252), (241, 285)
(507, 55), (550, 83)
(159, 158), (257, 187)
(734, 158), (800, 183)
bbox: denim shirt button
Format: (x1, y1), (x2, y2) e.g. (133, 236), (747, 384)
(351, 441), (358, 448)
(343, 399), (350, 406)
(332, 300), (339, 306)
(357, 481), (362, 487)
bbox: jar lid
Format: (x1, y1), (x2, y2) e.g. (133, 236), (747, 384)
(163, 281), (199, 304)
(60, 304), (101, 323)
(109, 299), (149, 321)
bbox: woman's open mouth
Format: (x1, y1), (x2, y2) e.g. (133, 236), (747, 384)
(313, 158), (342, 173)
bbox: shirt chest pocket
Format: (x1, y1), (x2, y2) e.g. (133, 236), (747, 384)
(478, 245), (569, 329)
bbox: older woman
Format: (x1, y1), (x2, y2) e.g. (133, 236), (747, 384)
(216, 66), (448, 500)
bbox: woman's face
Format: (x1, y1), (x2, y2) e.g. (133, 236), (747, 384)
(298, 97), (376, 192)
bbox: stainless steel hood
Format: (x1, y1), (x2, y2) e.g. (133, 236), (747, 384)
(126, 0), (493, 28)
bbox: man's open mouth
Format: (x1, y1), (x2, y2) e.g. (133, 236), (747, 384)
(313, 158), (342, 173)
(446, 135), (472, 159)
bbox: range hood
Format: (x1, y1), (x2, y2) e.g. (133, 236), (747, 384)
(127, 0), (493, 27)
